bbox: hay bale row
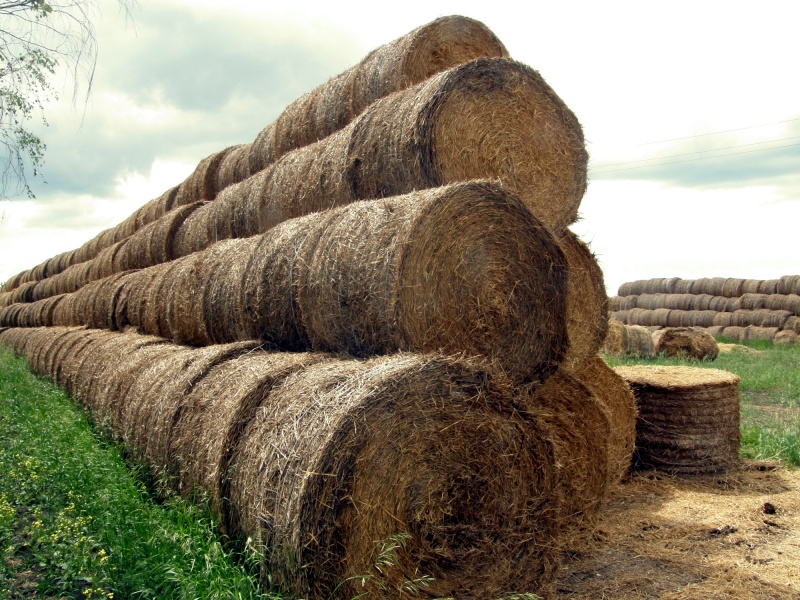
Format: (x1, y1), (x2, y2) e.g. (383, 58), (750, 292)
(0, 326), (575, 598)
(613, 307), (795, 332)
(616, 277), (800, 298)
(15, 183), (571, 385)
(615, 365), (740, 475)
(0, 16), (508, 294)
(610, 292), (800, 318)
(169, 57), (586, 261)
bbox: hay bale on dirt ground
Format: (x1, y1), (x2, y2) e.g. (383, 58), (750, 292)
(228, 353), (560, 599)
(615, 365), (740, 475)
(652, 327), (718, 361)
(571, 356), (637, 485)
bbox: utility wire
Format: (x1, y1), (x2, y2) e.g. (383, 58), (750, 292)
(637, 118), (800, 145)
(590, 142), (800, 174)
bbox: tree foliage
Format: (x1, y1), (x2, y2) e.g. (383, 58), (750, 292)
(0, 1), (133, 199)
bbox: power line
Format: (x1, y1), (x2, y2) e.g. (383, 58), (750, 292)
(637, 118), (800, 146)
(592, 136), (800, 171)
(590, 142), (800, 174)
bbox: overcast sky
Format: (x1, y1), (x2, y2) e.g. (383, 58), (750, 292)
(1, 0), (798, 295)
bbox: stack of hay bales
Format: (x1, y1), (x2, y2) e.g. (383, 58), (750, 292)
(0, 15), (636, 598)
(610, 275), (800, 343)
(615, 365), (740, 475)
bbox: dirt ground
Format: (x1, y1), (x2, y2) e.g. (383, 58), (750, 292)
(554, 460), (800, 599)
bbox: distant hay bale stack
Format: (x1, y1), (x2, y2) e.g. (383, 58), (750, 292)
(615, 365), (740, 475)
(519, 370), (611, 540)
(267, 15), (509, 164)
(348, 57), (587, 233)
(652, 327), (719, 361)
(296, 182), (567, 384)
(571, 357), (637, 484)
(228, 353), (560, 599)
(558, 231), (608, 370)
(777, 275), (800, 295)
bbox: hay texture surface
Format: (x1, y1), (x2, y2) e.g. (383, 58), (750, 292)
(652, 326), (719, 361)
(615, 365), (740, 475)
(228, 353), (560, 599)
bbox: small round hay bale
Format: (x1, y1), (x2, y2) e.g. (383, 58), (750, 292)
(297, 181), (568, 384)
(688, 293), (712, 311)
(785, 316), (800, 334)
(171, 201), (212, 259)
(750, 308), (791, 329)
(653, 326), (719, 361)
(705, 277), (728, 297)
(558, 231), (608, 370)
(777, 275), (800, 295)
(763, 294), (786, 311)
(228, 353), (560, 599)
(625, 307), (652, 326)
(706, 295), (729, 312)
(649, 308), (670, 327)
(721, 278), (744, 297)
(730, 309), (754, 327)
(614, 365), (740, 475)
(611, 310), (630, 324)
(690, 277), (712, 295)
(672, 278), (695, 294)
(739, 293), (767, 310)
(520, 370), (611, 539)
(608, 296), (623, 312)
(665, 309), (685, 327)
(740, 279), (762, 294)
(774, 330), (799, 345)
(213, 144), (249, 193)
(625, 325), (656, 358)
(173, 150), (229, 206)
(693, 310), (718, 328)
(571, 356), (637, 484)
(617, 280), (646, 297)
(601, 318), (626, 355)
(713, 311), (734, 327)
(757, 279), (780, 294)
(779, 294), (800, 315)
(744, 325), (778, 341)
(672, 293), (694, 311)
(635, 293), (663, 310)
(720, 326), (746, 341)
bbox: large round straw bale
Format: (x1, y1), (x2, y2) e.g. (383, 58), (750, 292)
(173, 150), (229, 206)
(228, 353), (559, 599)
(774, 330), (799, 346)
(348, 58), (587, 233)
(625, 324), (656, 357)
(744, 325), (778, 341)
(297, 182), (568, 384)
(214, 144), (252, 192)
(558, 231), (608, 370)
(269, 16), (508, 160)
(171, 201), (212, 259)
(757, 279), (780, 294)
(571, 356), (637, 484)
(614, 365), (740, 475)
(785, 316), (800, 334)
(777, 275), (800, 295)
(143, 260), (186, 341)
(519, 370), (611, 540)
(9, 280), (37, 304)
(122, 264), (170, 334)
(170, 349), (330, 524)
(602, 318), (625, 355)
(60, 329), (118, 397)
(653, 326), (718, 361)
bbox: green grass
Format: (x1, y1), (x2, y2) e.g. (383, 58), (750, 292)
(0, 344), (279, 599)
(603, 338), (800, 467)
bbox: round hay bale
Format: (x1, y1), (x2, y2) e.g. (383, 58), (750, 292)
(665, 309), (686, 327)
(170, 349), (330, 526)
(520, 370), (611, 540)
(635, 293), (665, 311)
(774, 330), (799, 346)
(744, 325), (778, 341)
(779, 294), (800, 315)
(739, 293), (767, 310)
(608, 296), (623, 312)
(730, 309), (754, 327)
(558, 231), (608, 370)
(672, 278), (695, 294)
(601, 318), (626, 355)
(720, 326), (746, 341)
(617, 280), (647, 297)
(625, 307), (651, 326)
(228, 353), (560, 599)
(706, 295), (729, 312)
(213, 144), (249, 193)
(614, 365), (740, 475)
(571, 356), (637, 484)
(750, 308), (792, 329)
(704, 277), (728, 297)
(348, 57), (587, 233)
(171, 201), (212, 259)
(173, 150), (229, 206)
(740, 279), (762, 294)
(624, 324), (656, 358)
(691, 277), (712, 296)
(269, 15), (508, 162)
(721, 277), (745, 297)
(653, 326), (719, 361)
(785, 316), (800, 334)
(297, 182), (568, 384)
(712, 311), (734, 327)
(757, 279), (780, 294)
(611, 310), (630, 324)
(777, 275), (800, 295)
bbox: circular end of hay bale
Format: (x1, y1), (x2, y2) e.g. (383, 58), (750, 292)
(614, 365), (740, 475)
(428, 59), (587, 232)
(653, 327), (719, 361)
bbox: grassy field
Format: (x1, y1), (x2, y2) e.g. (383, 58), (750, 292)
(603, 338), (800, 467)
(1, 338), (797, 598)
